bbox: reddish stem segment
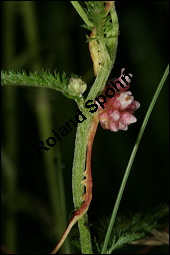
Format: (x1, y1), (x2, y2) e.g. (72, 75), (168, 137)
(50, 114), (99, 254)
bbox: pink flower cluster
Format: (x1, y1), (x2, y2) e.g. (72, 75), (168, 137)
(97, 69), (140, 132)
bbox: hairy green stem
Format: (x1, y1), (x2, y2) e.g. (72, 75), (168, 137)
(70, 1), (93, 28)
(71, 3), (119, 254)
(72, 56), (117, 254)
(101, 64), (169, 254)
(72, 49), (116, 252)
(72, 112), (92, 254)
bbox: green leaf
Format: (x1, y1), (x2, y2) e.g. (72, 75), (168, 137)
(95, 205), (169, 254)
(1, 70), (81, 101)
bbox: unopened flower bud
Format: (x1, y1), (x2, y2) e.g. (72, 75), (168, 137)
(68, 78), (87, 97)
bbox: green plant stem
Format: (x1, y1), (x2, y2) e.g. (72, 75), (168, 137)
(72, 111), (93, 254)
(72, 47), (115, 252)
(108, 5), (119, 60)
(71, 3), (119, 253)
(70, 1), (93, 28)
(101, 64), (169, 254)
(72, 61), (116, 254)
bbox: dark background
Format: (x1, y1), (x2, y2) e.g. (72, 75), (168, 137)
(1, 1), (169, 254)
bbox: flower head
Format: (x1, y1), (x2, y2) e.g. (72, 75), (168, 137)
(68, 77), (87, 98)
(97, 69), (140, 132)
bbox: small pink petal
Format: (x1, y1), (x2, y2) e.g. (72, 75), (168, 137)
(116, 92), (134, 110)
(121, 112), (137, 124)
(109, 110), (120, 121)
(109, 121), (119, 132)
(99, 112), (109, 129)
(111, 99), (121, 109)
(100, 121), (109, 130)
(129, 100), (140, 111)
(119, 122), (128, 130)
